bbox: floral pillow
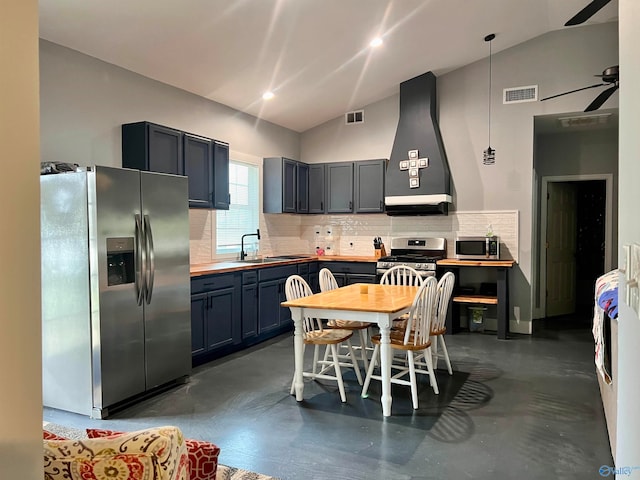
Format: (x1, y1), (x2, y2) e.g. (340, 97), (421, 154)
(86, 428), (220, 480)
(43, 430), (67, 441)
(44, 426), (189, 480)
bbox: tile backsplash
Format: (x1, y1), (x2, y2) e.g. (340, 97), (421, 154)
(190, 209), (519, 265)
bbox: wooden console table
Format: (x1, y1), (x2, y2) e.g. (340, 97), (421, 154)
(437, 259), (516, 340)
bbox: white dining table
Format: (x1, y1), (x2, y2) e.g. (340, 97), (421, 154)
(281, 283), (419, 417)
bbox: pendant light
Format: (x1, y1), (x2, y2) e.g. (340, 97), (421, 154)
(483, 33), (496, 166)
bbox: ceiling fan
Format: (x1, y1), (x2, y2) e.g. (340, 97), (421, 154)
(565, 0), (612, 26)
(540, 65), (619, 112)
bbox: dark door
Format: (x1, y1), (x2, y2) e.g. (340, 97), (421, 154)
(354, 160), (385, 213)
(308, 164), (326, 213)
(296, 162), (309, 213)
(148, 124), (183, 175)
(282, 159), (297, 213)
(207, 287), (236, 350)
(184, 134), (213, 208)
(213, 141), (230, 209)
(326, 162), (354, 213)
(190, 293), (207, 356)
(258, 279), (281, 333)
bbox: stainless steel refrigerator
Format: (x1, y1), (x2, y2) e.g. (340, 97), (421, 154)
(41, 166), (191, 418)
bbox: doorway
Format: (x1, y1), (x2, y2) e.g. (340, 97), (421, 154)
(539, 175), (612, 322)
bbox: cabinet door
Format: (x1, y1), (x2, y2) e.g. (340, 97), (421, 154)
(347, 274), (377, 285)
(206, 287), (236, 350)
(242, 283), (258, 339)
(296, 162), (309, 213)
(258, 279), (281, 334)
(184, 134), (213, 208)
(278, 278), (292, 326)
(354, 159), (386, 213)
(213, 141), (230, 210)
(282, 159), (297, 213)
(308, 164), (325, 214)
(190, 292), (207, 356)
(326, 162), (354, 213)
(148, 123), (184, 175)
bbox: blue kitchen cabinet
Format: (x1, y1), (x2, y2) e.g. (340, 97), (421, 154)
(258, 264), (297, 334)
(241, 271), (258, 340)
(184, 133), (214, 209)
(263, 157), (309, 213)
(190, 273), (241, 363)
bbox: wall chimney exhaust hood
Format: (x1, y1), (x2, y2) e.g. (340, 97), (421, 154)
(385, 71), (452, 215)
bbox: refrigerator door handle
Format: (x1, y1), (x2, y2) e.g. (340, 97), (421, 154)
(144, 214), (156, 304)
(135, 214), (146, 306)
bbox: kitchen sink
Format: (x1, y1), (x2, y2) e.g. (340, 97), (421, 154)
(239, 255), (311, 264)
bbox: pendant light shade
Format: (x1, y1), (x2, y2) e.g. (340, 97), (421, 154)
(483, 33), (496, 166)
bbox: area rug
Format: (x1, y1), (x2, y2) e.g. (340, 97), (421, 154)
(43, 422), (279, 480)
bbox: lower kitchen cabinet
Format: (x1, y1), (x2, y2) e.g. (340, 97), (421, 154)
(258, 264), (297, 335)
(191, 273), (241, 363)
(192, 260), (371, 366)
(318, 261), (377, 286)
(241, 271), (258, 340)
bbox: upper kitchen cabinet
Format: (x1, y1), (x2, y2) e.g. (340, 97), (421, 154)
(123, 121), (230, 210)
(354, 159), (386, 213)
(212, 140), (230, 210)
(308, 163), (326, 214)
(326, 162), (354, 213)
(183, 133), (213, 209)
(122, 121), (183, 175)
(263, 157), (308, 213)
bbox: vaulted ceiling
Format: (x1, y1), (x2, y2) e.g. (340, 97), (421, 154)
(38, 0), (618, 133)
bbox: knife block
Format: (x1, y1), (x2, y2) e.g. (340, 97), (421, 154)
(374, 244), (387, 258)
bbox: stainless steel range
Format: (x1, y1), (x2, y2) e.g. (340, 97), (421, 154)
(376, 237), (447, 279)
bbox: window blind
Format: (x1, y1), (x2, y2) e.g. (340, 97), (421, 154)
(216, 160), (259, 255)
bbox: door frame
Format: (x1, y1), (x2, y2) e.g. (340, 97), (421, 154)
(538, 174), (613, 318)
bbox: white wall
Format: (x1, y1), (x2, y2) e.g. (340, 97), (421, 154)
(0, 1), (43, 478)
(39, 40), (300, 167)
(615, 0), (640, 472)
(301, 22), (619, 328)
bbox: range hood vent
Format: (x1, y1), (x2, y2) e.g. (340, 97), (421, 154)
(385, 71), (452, 216)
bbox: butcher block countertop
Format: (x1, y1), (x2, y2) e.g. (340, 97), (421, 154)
(437, 259), (516, 268)
(190, 254), (379, 277)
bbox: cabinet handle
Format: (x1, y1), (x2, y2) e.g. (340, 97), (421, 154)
(228, 194), (231, 205)
(320, 201), (323, 211)
(349, 201), (353, 210)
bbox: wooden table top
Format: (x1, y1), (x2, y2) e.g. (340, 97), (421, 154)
(281, 283), (419, 314)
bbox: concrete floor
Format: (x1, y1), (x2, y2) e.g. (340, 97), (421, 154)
(44, 318), (613, 480)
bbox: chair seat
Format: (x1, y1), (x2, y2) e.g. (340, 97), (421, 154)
(370, 333), (432, 351)
(326, 319), (370, 330)
(304, 329), (353, 345)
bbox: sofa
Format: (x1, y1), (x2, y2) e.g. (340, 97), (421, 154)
(43, 425), (220, 480)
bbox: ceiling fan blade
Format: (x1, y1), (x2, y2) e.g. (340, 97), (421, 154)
(540, 83), (606, 102)
(584, 84), (618, 111)
(565, 0), (612, 26)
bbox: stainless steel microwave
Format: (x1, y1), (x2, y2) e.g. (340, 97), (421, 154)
(455, 236), (500, 260)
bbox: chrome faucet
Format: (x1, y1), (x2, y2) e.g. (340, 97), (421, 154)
(240, 228), (260, 260)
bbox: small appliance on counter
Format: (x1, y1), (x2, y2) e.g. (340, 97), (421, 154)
(455, 236), (500, 260)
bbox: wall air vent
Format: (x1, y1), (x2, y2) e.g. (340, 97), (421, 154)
(503, 85), (538, 104)
(345, 110), (364, 124)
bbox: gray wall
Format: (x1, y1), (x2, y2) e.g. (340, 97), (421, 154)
(301, 22), (619, 326)
(39, 40), (300, 167)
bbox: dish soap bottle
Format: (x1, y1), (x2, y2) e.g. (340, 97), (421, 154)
(486, 224), (494, 237)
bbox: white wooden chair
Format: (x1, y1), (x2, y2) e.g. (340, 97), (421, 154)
(361, 276), (439, 410)
(285, 275), (362, 403)
(379, 265), (425, 287)
(319, 268), (372, 371)
(429, 271), (455, 374)
(380, 265), (424, 332)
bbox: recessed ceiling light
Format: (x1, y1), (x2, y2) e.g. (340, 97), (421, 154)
(370, 37), (383, 48)
(262, 91), (274, 100)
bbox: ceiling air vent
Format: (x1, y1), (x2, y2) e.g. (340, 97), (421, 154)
(345, 110), (364, 125)
(503, 85), (538, 104)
